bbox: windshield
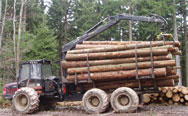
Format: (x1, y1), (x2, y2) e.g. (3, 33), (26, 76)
(20, 64), (30, 81)
(30, 64), (41, 79)
(42, 64), (52, 78)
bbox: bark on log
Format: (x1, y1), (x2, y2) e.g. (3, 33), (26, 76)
(75, 45), (118, 49)
(67, 68), (166, 81)
(67, 60), (175, 74)
(69, 42), (176, 54)
(82, 41), (138, 45)
(62, 54), (172, 69)
(86, 75), (177, 87)
(75, 44), (180, 50)
(77, 79), (174, 91)
(76, 75), (178, 90)
(94, 75), (178, 89)
(82, 41), (181, 47)
(66, 48), (169, 61)
(166, 68), (176, 76)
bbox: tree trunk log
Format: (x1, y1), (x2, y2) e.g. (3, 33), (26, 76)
(178, 87), (183, 92)
(67, 60), (175, 74)
(143, 94), (151, 104)
(66, 48), (170, 61)
(168, 99), (174, 105)
(77, 79), (174, 91)
(67, 68), (166, 81)
(161, 87), (168, 93)
(184, 95), (188, 101)
(182, 87), (188, 94)
(82, 75), (178, 87)
(69, 42), (176, 54)
(166, 90), (173, 98)
(180, 98), (185, 103)
(62, 54), (172, 69)
(82, 41), (180, 47)
(172, 87), (178, 93)
(76, 75), (178, 90)
(172, 94), (180, 102)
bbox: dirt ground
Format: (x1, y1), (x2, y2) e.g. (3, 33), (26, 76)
(0, 104), (188, 116)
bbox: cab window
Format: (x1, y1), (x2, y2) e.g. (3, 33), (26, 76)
(20, 64), (30, 81)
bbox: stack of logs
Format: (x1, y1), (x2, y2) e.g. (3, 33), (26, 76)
(144, 86), (188, 105)
(61, 41), (181, 91)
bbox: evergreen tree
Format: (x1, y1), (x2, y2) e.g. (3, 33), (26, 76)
(135, 0), (174, 40)
(25, 20), (58, 74)
(48, 0), (76, 59)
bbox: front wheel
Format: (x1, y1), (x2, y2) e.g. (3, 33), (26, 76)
(12, 87), (39, 114)
(110, 87), (139, 113)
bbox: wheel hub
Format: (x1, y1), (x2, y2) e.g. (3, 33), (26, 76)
(15, 94), (29, 111)
(89, 96), (100, 107)
(21, 97), (27, 105)
(118, 94), (129, 106)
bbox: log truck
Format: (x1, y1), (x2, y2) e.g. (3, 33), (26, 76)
(2, 14), (174, 114)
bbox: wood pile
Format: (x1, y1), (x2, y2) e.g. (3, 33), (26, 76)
(61, 41), (181, 90)
(143, 86), (188, 106)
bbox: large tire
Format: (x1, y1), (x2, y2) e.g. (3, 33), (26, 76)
(12, 87), (39, 114)
(110, 87), (139, 113)
(82, 88), (109, 113)
(39, 97), (56, 111)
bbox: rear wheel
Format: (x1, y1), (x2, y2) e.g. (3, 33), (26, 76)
(110, 87), (139, 113)
(82, 88), (109, 113)
(12, 87), (39, 114)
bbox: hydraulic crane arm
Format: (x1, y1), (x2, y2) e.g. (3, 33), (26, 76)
(62, 14), (166, 57)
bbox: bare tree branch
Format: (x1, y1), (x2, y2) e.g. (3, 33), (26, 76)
(16, 0), (24, 76)
(0, 0), (7, 48)
(13, 0), (17, 79)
